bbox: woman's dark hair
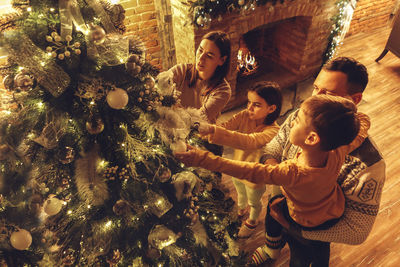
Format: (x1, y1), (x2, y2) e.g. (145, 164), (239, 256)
(189, 31), (231, 87)
(248, 81), (282, 125)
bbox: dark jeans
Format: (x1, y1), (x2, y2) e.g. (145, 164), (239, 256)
(265, 195), (333, 267)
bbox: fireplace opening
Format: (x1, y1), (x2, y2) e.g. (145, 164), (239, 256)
(237, 37), (259, 76)
(235, 16), (313, 106)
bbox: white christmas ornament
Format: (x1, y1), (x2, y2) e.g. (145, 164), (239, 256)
(10, 229), (32, 250)
(106, 88), (129, 109)
(43, 196), (63, 216)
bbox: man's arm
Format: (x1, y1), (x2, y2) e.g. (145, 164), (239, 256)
(259, 110), (298, 164)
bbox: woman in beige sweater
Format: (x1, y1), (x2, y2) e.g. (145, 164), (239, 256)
(198, 81), (282, 238)
(162, 31), (232, 124)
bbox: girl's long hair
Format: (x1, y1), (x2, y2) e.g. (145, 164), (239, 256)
(248, 81), (282, 125)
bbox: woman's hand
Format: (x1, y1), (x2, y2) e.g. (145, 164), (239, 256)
(173, 144), (200, 167)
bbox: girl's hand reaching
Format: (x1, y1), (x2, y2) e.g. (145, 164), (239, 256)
(174, 144), (201, 167)
(197, 122), (215, 136)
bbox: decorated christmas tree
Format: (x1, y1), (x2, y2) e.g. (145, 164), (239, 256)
(0, 1), (243, 265)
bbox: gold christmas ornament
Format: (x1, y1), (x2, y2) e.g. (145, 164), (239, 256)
(148, 225), (179, 250)
(196, 15), (205, 26)
(58, 146), (75, 164)
(144, 76), (155, 90)
(10, 228), (32, 250)
(157, 166), (171, 183)
(126, 54), (142, 76)
(89, 24), (106, 45)
(2, 75), (14, 90)
(106, 88), (129, 109)
(146, 246), (161, 259)
(106, 249), (121, 265)
(113, 199), (130, 216)
(61, 248), (76, 266)
(43, 196), (63, 216)
(86, 117), (104, 135)
(13, 73), (34, 91)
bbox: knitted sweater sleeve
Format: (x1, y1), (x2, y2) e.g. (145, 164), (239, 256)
(300, 137), (385, 244)
(259, 110), (297, 163)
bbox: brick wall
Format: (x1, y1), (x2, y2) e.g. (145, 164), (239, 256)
(347, 0), (396, 36)
(120, 0), (162, 69)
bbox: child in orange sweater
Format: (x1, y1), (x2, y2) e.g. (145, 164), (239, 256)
(198, 81), (282, 238)
(175, 94), (370, 259)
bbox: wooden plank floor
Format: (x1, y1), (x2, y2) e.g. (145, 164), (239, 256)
(219, 25), (400, 266)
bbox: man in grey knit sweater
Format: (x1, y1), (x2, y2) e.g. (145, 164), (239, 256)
(251, 57), (386, 266)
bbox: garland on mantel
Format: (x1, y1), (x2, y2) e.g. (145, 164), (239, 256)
(186, 0), (288, 28)
(186, 0), (356, 64)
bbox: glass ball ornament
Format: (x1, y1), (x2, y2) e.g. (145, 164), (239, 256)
(196, 15), (205, 26)
(62, 248), (76, 266)
(202, 14), (212, 29)
(238, 0), (245, 6)
(106, 88), (129, 109)
(86, 117), (104, 135)
(144, 76), (156, 90)
(113, 199), (130, 216)
(13, 73), (34, 91)
(58, 146), (75, 164)
(158, 166), (172, 182)
(2, 75), (13, 90)
(89, 25), (106, 45)
(10, 229), (32, 250)
(43, 196), (63, 216)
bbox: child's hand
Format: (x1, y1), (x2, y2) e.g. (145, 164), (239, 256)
(198, 122), (215, 136)
(173, 144), (199, 166)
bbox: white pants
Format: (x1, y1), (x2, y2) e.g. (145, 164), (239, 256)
(232, 177), (266, 222)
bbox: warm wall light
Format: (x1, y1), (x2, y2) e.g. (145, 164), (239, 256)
(0, 0), (13, 15)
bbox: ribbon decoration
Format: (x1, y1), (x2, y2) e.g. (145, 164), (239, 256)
(59, 0), (116, 40)
(59, 0), (88, 39)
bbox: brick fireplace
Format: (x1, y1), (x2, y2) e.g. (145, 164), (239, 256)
(169, 0), (340, 110)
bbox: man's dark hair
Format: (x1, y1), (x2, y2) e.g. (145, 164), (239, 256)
(324, 57), (368, 95)
(302, 94), (360, 151)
